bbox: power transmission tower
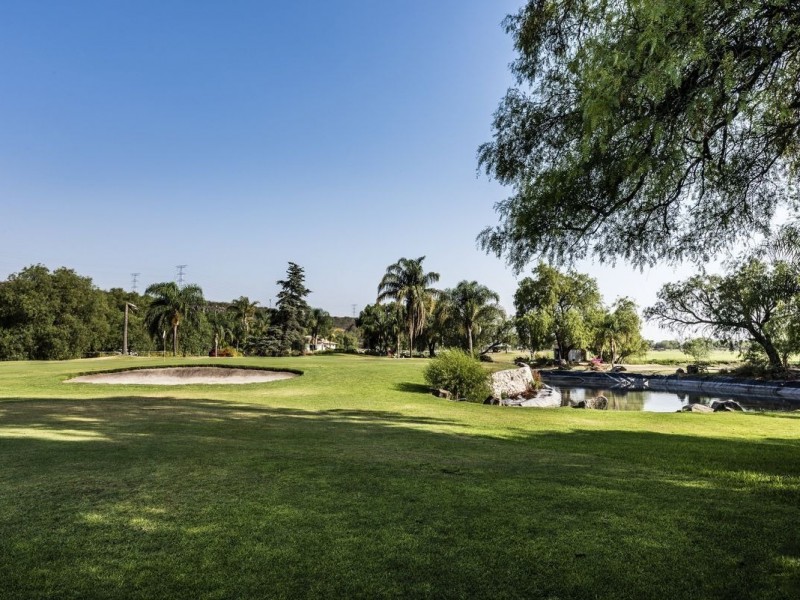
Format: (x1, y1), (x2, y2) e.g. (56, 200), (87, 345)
(352, 304), (357, 318)
(131, 273), (140, 293)
(176, 265), (187, 287)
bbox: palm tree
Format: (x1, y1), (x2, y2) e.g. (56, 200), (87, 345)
(377, 256), (440, 356)
(307, 307), (333, 350)
(208, 310), (233, 356)
(145, 282), (205, 356)
(227, 296), (260, 350)
(449, 281), (501, 355)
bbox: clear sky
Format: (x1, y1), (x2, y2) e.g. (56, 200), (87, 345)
(1, 0), (716, 339)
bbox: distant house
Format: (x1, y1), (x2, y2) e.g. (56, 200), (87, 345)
(305, 337), (337, 353)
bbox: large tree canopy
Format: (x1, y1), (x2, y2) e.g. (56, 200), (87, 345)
(514, 263), (602, 358)
(479, 0), (800, 269)
(645, 258), (800, 369)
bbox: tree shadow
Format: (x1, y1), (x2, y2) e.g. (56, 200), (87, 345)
(393, 381), (432, 395)
(0, 396), (798, 599)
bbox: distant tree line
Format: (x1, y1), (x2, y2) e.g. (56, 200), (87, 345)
(0, 262), (342, 360)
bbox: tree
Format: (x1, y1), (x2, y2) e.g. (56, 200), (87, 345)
(307, 308), (333, 350)
(226, 296), (259, 351)
(0, 265), (110, 360)
(479, 1), (800, 269)
(144, 282), (205, 356)
(207, 310), (233, 356)
(357, 302), (403, 355)
(514, 264), (602, 359)
(593, 298), (648, 365)
(681, 337), (713, 364)
(448, 281), (501, 355)
(377, 257), (440, 357)
(645, 258), (800, 369)
(257, 262), (311, 356)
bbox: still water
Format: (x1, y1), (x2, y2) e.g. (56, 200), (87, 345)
(553, 386), (800, 413)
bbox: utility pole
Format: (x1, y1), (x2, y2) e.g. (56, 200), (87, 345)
(176, 265), (187, 287)
(131, 273), (140, 293)
(123, 302), (138, 355)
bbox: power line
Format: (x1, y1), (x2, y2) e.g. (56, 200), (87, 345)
(131, 273), (140, 293)
(176, 265), (187, 286)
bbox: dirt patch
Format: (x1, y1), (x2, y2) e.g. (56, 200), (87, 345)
(67, 367), (298, 386)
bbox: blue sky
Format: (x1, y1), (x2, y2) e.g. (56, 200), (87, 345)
(0, 0), (707, 338)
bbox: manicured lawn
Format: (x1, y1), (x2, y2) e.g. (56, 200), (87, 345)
(1, 355), (798, 598)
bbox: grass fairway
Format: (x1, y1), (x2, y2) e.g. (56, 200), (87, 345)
(1, 355), (799, 599)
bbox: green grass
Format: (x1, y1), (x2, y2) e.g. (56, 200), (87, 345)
(1, 354), (799, 599)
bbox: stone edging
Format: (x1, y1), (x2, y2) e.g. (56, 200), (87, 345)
(540, 370), (800, 402)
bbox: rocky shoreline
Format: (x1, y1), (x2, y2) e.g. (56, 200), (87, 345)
(540, 370), (800, 401)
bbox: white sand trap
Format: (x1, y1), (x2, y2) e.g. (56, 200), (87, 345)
(68, 367), (298, 385)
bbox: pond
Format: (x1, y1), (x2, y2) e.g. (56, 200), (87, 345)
(552, 386), (800, 413)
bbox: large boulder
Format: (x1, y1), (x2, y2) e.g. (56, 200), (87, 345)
(571, 395), (608, 410)
(680, 403), (714, 413)
(711, 400), (744, 412)
(491, 365), (535, 399)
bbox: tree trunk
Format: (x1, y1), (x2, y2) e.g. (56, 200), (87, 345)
(214, 333), (219, 357)
(173, 323), (179, 356)
(467, 326), (473, 355)
(750, 328), (783, 369)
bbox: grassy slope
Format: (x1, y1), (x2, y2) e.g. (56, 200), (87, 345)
(0, 355), (798, 599)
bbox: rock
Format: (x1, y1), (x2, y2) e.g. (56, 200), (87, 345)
(681, 403), (713, 413)
(711, 400), (744, 412)
(483, 396), (500, 405)
(571, 400), (586, 409)
(431, 388), (452, 400)
(676, 368), (685, 375)
(584, 395), (608, 410)
(687, 364), (700, 374)
(612, 365), (627, 372)
(490, 365), (535, 399)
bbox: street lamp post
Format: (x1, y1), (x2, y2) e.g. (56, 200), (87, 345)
(123, 302), (138, 355)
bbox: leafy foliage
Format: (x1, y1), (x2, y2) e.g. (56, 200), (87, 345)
(645, 258), (800, 369)
(377, 256), (440, 355)
(144, 282), (205, 356)
(593, 298), (649, 364)
(254, 262), (310, 356)
(479, 0), (800, 268)
(307, 308), (334, 349)
(226, 296), (260, 350)
(681, 337), (713, 364)
(514, 264), (602, 358)
(423, 349), (491, 402)
(0, 265), (110, 360)
(448, 281), (502, 355)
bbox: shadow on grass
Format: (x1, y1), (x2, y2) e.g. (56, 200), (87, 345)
(393, 381), (432, 395)
(0, 397), (798, 599)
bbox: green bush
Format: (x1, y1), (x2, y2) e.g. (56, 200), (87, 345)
(424, 350), (491, 402)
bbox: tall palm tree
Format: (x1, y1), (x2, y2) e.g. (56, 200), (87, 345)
(208, 310), (233, 356)
(307, 307), (333, 350)
(377, 256), (440, 356)
(227, 296), (260, 350)
(449, 280), (501, 355)
(145, 282), (205, 356)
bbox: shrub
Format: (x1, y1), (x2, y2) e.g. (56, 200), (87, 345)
(424, 350), (491, 402)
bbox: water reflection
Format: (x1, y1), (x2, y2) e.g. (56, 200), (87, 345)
(554, 386), (800, 412)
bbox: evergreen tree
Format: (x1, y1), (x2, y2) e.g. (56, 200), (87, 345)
(258, 262), (311, 356)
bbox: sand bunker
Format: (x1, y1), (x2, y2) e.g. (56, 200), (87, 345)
(68, 367), (298, 386)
